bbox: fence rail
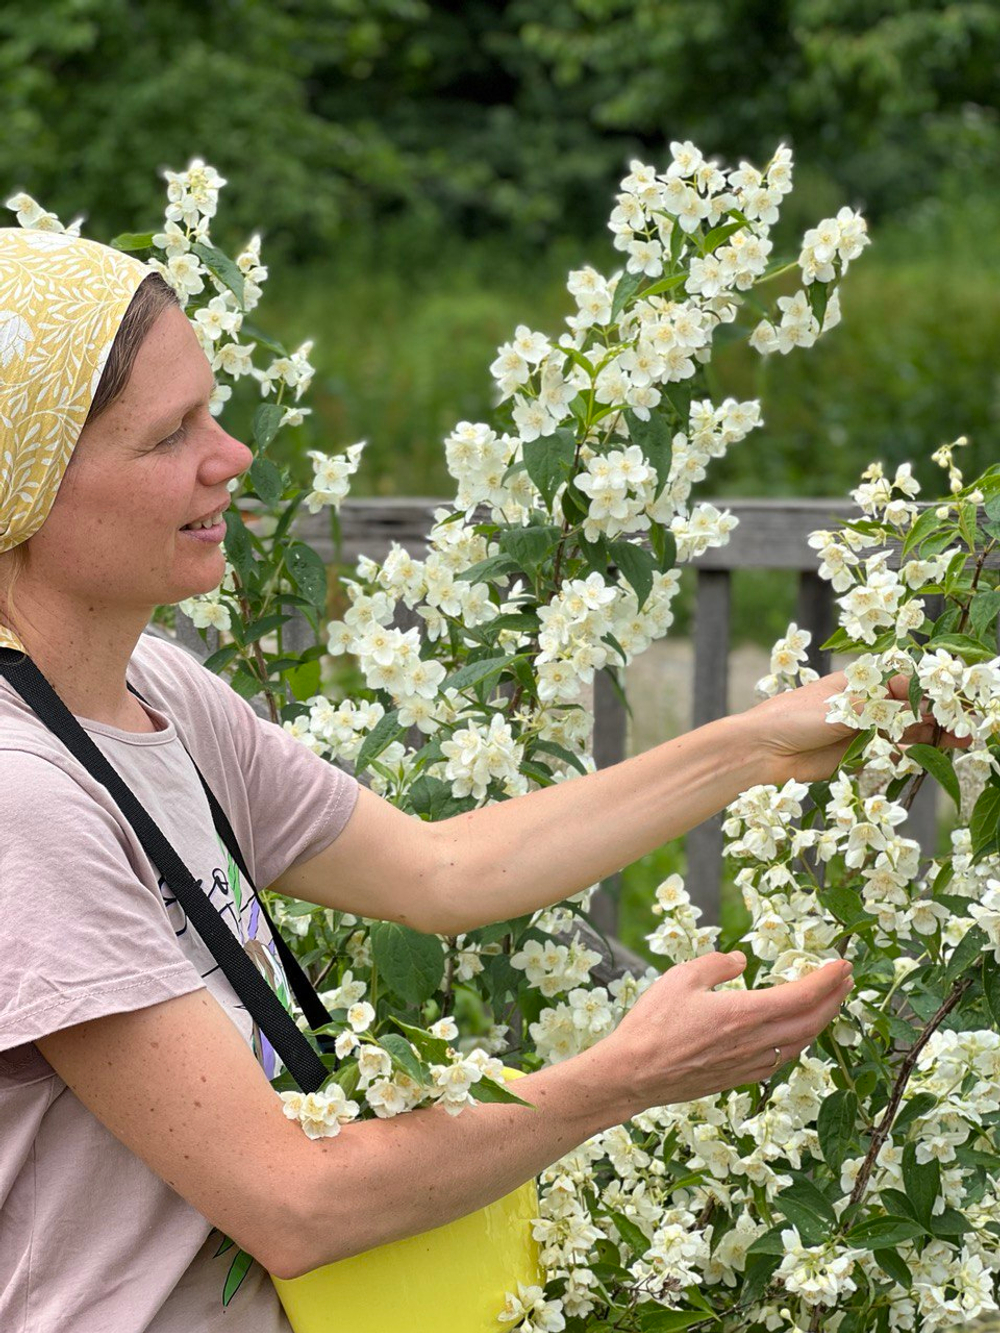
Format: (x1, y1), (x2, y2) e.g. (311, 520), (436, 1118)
(169, 497), (1000, 935)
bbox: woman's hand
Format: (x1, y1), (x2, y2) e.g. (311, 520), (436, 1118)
(746, 668), (973, 786)
(603, 950), (854, 1115)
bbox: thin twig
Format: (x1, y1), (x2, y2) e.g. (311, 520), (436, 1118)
(848, 972), (973, 1206)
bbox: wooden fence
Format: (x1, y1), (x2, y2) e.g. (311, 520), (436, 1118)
(168, 496), (1000, 938)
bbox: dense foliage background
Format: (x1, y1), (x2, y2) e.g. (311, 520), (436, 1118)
(5, 0), (998, 636)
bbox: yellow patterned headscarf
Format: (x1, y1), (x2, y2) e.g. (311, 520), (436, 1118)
(0, 226), (154, 653)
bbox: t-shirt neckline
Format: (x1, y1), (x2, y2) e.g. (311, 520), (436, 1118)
(74, 695), (178, 746)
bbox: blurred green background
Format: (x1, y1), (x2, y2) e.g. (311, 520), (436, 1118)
(6, 0), (998, 546)
(7, 0), (996, 662)
(7, 0), (995, 947)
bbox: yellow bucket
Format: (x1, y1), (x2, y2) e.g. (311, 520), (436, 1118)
(271, 1068), (543, 1333)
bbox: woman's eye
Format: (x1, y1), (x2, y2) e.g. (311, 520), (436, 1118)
(157, 425), (186, 449)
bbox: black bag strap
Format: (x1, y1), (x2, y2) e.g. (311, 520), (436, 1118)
(0, 647), (335, 1094)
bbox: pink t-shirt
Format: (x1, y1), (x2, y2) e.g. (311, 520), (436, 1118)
(0, 629), (360, 1332)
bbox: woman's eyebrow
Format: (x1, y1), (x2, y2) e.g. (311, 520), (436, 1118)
(145, 376), (220, 440)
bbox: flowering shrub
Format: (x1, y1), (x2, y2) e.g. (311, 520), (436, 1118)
(17, 139), (998, 1331)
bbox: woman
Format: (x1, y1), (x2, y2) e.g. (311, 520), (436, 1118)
(0, 230), (961, 1331)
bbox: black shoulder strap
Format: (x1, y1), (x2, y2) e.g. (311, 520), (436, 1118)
(0, 648), (335, 1094)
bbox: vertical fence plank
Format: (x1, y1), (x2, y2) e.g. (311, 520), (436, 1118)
(796, 570), (835, 677)
(905, 592), (943, 858)
(173, 608), (216, 662)
(591, 666), (627, 939)
(686, 569), (732, 928)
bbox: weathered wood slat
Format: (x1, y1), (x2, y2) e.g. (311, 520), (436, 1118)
(686, 569), (732, 928)
(591, 667), (627, 938)
(796, 570), (835, 678)
(240, 496), (1000, 572)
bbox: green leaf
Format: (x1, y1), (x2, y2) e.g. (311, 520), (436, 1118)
(636, 1311), (707, 1332)
(879, 1188), (918, 1221)
(222, 1247), (255, 1305)
(846, 1215), (926, 1249)
(702, 219), (747, 253)
(892, 1092), (937, 1134)
(639, 272), (687, 299)
(601, 631), (628, 666)
(970, 784), (1000, 860)
(839, 727), (876, 768)
(190, 240), (246, 306)
(472, 1075), (534, 1109)
(242, 612), (291, 647)
(817, 1088), (859, 1171)
(608, 1209), (650, 1258)
(111, 230), (156, 251)
(982, 953), (1000, 1029)
(623, 407), (673, 499)
(928, 1206), (969, 1238)
(873, 1247), (912, 1290)
(746, 1224), (787, 1256)
(248, 454), (286, 507)
(776, 1180), (837, 1244)
(499, 524), (562, 579)
(807, 280), (829, 327)
(942, 923), (987, 984)
(819, 885), (875, 933)
(576, 532), (608, 577)
(355, 709), (405, 773)
(458, 555), (519, 588)
(444, 653), (515, 693)
(532, 738), (589, 776)
(252, 402), (285, 452)
(608, 539), (657, 612)
(969, 590), (1000, 645)
(378, 1032), (428, 1084)
(821, 625), (860, 653)
(201, 643), (240, 673)
(369, 921), (445, 1006)
(958, 499), (979, 550)
(239, 321), (288, 357)
(221, 509), (256, 582)
(285, 541), (327, 610)
(902, 1143), (940, 1229)
(522, 429), (576, 509)
(739, 1252), (782, 1305)
(407, 775), (470, 822)
(905, 743), (961, 810)
(649, 522), (677, 574)
(390, 1017), (452, 1064)
(285, 657), (321, 703)
(925, 631), (997, 664)
(610, 268), (645, 322)
(902, 504), (946, 557)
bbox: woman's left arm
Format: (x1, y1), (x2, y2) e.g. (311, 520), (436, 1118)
(273, 669), (969, 935)
(425, 668), (969, 934)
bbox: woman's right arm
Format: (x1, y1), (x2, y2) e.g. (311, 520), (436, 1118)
(35, 949), (852, 1281)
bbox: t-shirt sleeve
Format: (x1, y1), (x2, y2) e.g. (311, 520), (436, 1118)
(167, 642), (361, 892)
(0, 752), (206, 1054)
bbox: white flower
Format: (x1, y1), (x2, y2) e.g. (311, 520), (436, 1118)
(279, 1087), (359, 1140)
(347, 1001), (376, 1033)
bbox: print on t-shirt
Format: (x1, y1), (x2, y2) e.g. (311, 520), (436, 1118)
(156, 829), (293, 1081)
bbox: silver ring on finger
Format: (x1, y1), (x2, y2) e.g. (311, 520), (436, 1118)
(771, 1045), (782, 1069)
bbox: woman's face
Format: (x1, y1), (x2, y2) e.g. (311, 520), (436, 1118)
(23, 303), (254, 615)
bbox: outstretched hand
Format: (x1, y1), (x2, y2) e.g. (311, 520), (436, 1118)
(747, 668), (973, 786)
